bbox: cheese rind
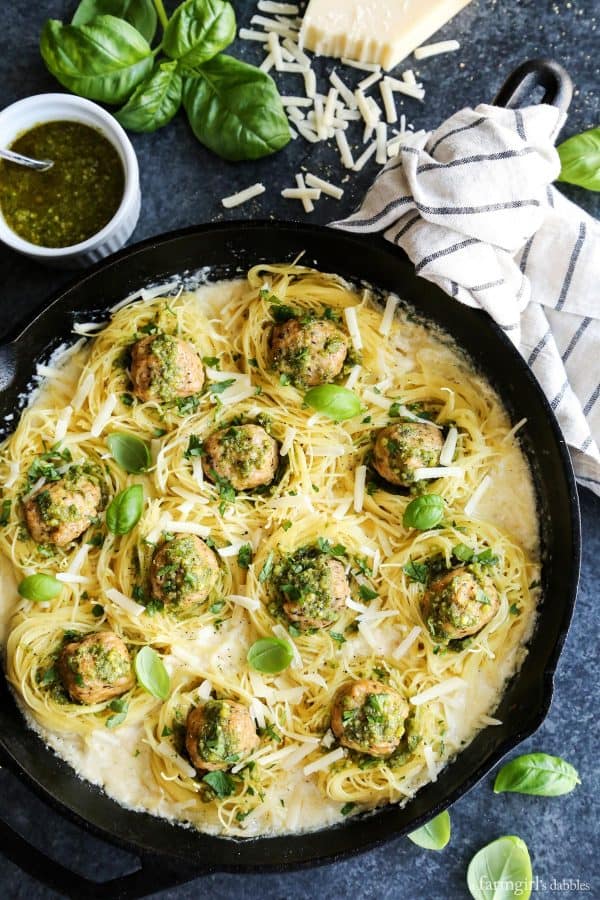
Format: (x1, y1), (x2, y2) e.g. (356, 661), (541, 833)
(300, 0), (472, 70)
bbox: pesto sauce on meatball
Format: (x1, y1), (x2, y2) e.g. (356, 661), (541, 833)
(269, 316), (348, 388)
(202, 424), (279, 491)
(331, 679), (409, 757)
(185, 699), (259, 771)
(422, 566), (499, 642)
(22, 464), (103, 546)
(373, 422), (443, 487)
(130, 333), (204, 403)
(58, 632), (134, 705)
(150, 535), (219, 608)
(272, 546), (349, 631)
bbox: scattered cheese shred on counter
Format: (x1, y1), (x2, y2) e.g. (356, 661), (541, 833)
(303, 747), (345, 776)
(258, 1), (299, 15)
(380, 79), (398, 124)
(221, 183), (266, 209)
(341, 58), (380, 73)
(353, 140), (377, 172)
(304, 172), (344, 199)
(415, 39), (460, 60)
(335, 128), (354, 169)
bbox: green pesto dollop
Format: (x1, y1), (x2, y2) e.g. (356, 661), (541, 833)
(342, 691), (406, 752)
(191, 699), (240, 766)
(0, 121), (124, 248)
(425, 570), (495, 642)
(33, 464), (103, 527)
(148, 333), (181, 402)
(272, 547), (346, 629)
(214, 426), (268, 478)
(376, 422), (442, 485)
(67, 639), (130, 687)
(153, 535), (217, 605)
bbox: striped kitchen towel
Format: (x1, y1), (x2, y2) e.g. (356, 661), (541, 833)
(333, 103), (600, 497)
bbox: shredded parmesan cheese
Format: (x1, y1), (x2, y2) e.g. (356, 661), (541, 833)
(413, 465), (463, 481)
(439, 426), (458, 466)
(280, 425), (296, 456)
(227, 594), (261, 612)
(72, 373), (95, 411)
(411, 678), (467, 706)
(303, 747), (345, 776)
(105, 588), (145, 617)
(423, 744), (438, 781)
(272, 624), (302, 667)
(464, 474), (492, 517)
(344, 307), (362, 350)
(90, 393), (117, 437)
(354, 464), (367, 512)
(393, 626), (422, 660)
(344, 364), (361, 390)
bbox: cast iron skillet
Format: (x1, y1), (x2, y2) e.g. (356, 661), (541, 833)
(0, 60), (580, 899)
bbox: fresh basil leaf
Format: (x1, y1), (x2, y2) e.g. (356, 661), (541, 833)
(202, 769), (236, 797)
(247, 637), (293, 674)
(557, 127), (600, 192)
(107, 432), (150, 473)
(304, 385), (361, 422)
(403, 559), (429, 584)
(116, 61), (183, 131)
(163, 0), (236, 68)
(467, 835), (532, 900)
(403, 494), (444, 531)
(18, 573), (63, 602)
(135, 645), (170, 699)
(407, 810), (451, 850)
(183, 55), (290, 161)
(106, 484), (144, 534)
(40, 16), (153, 104)
(493, 752), (581, 797)
(453, 542), (474, 562)
(72, 0), (157, 43)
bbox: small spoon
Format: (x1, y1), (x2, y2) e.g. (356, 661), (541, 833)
(0, 148), (54, 171)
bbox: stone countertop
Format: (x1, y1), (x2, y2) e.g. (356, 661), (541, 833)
(0, 1), (598, 897)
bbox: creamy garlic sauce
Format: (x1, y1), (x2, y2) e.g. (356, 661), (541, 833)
(0, 277), (541, 837)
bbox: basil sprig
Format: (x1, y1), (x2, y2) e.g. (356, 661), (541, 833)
(40, 0), (291, 161)
(407, 810), (451, 851)
(247, 637), (293, 675)
(304, 385), (362, 423)
(493, 753), (581, 797)
(107, 432), (151, 473)
(18, 573), (63, 602)
(467, 836), (532, 900)
(72, 0), (158, 42)
(135, 645), (170, 699)
(106, 484), (144, 534)
(557, 127), (600, 192)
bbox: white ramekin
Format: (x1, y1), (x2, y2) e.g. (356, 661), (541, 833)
(0, 93), (141, 268)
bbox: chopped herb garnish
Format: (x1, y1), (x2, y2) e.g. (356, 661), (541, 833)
(91, 603), (104, 617)
(0, 499), (11, 526)
(202, 770), (236, 798)
(210, 600), (225, 614)
(237, 543), (253, 569)
(209, 379), (236, 395)
(341, 802), (356, 816)
(359, 584), (379, 602)
(403, 559), (429, 584)
(120, 393), (134, 407)
(161, 725), (173, 737)
(452, 543), (474, 562)
(258, 551), (275, 583)
(202, 356), (220, 367)
(184, 435), (205, 458)
(279, 373), (291, 386)
(282, 520), (292, 532)
(330, 631), (346, 645)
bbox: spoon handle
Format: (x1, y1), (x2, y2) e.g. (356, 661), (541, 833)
(0, 148), (54, 171)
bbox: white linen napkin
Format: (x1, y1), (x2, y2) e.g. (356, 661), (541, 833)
(333, 103), (600, 497)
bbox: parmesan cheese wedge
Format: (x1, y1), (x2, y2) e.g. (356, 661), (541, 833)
(300, 0), (472, 70)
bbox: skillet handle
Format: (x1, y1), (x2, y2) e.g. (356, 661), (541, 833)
(493, 57), (573, 114)
(0, 762), (203, 899)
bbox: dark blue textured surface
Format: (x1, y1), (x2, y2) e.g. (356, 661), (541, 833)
(0, 1), (598, 897)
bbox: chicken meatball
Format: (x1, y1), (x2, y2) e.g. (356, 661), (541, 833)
(272, 546), (349, 631)
(150, 535), (219, 608)
(23, 470), (102, 546)
(130, 334), (204, 403)
(58, 631), (134, 705)
(186, 699), (259, 772)
(421, 566), (499, 642)
(269, 316), (348, 387)
(331, 679), (409, 757)
(373, 422), (444, 487)
(202, 424), (279, 492)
